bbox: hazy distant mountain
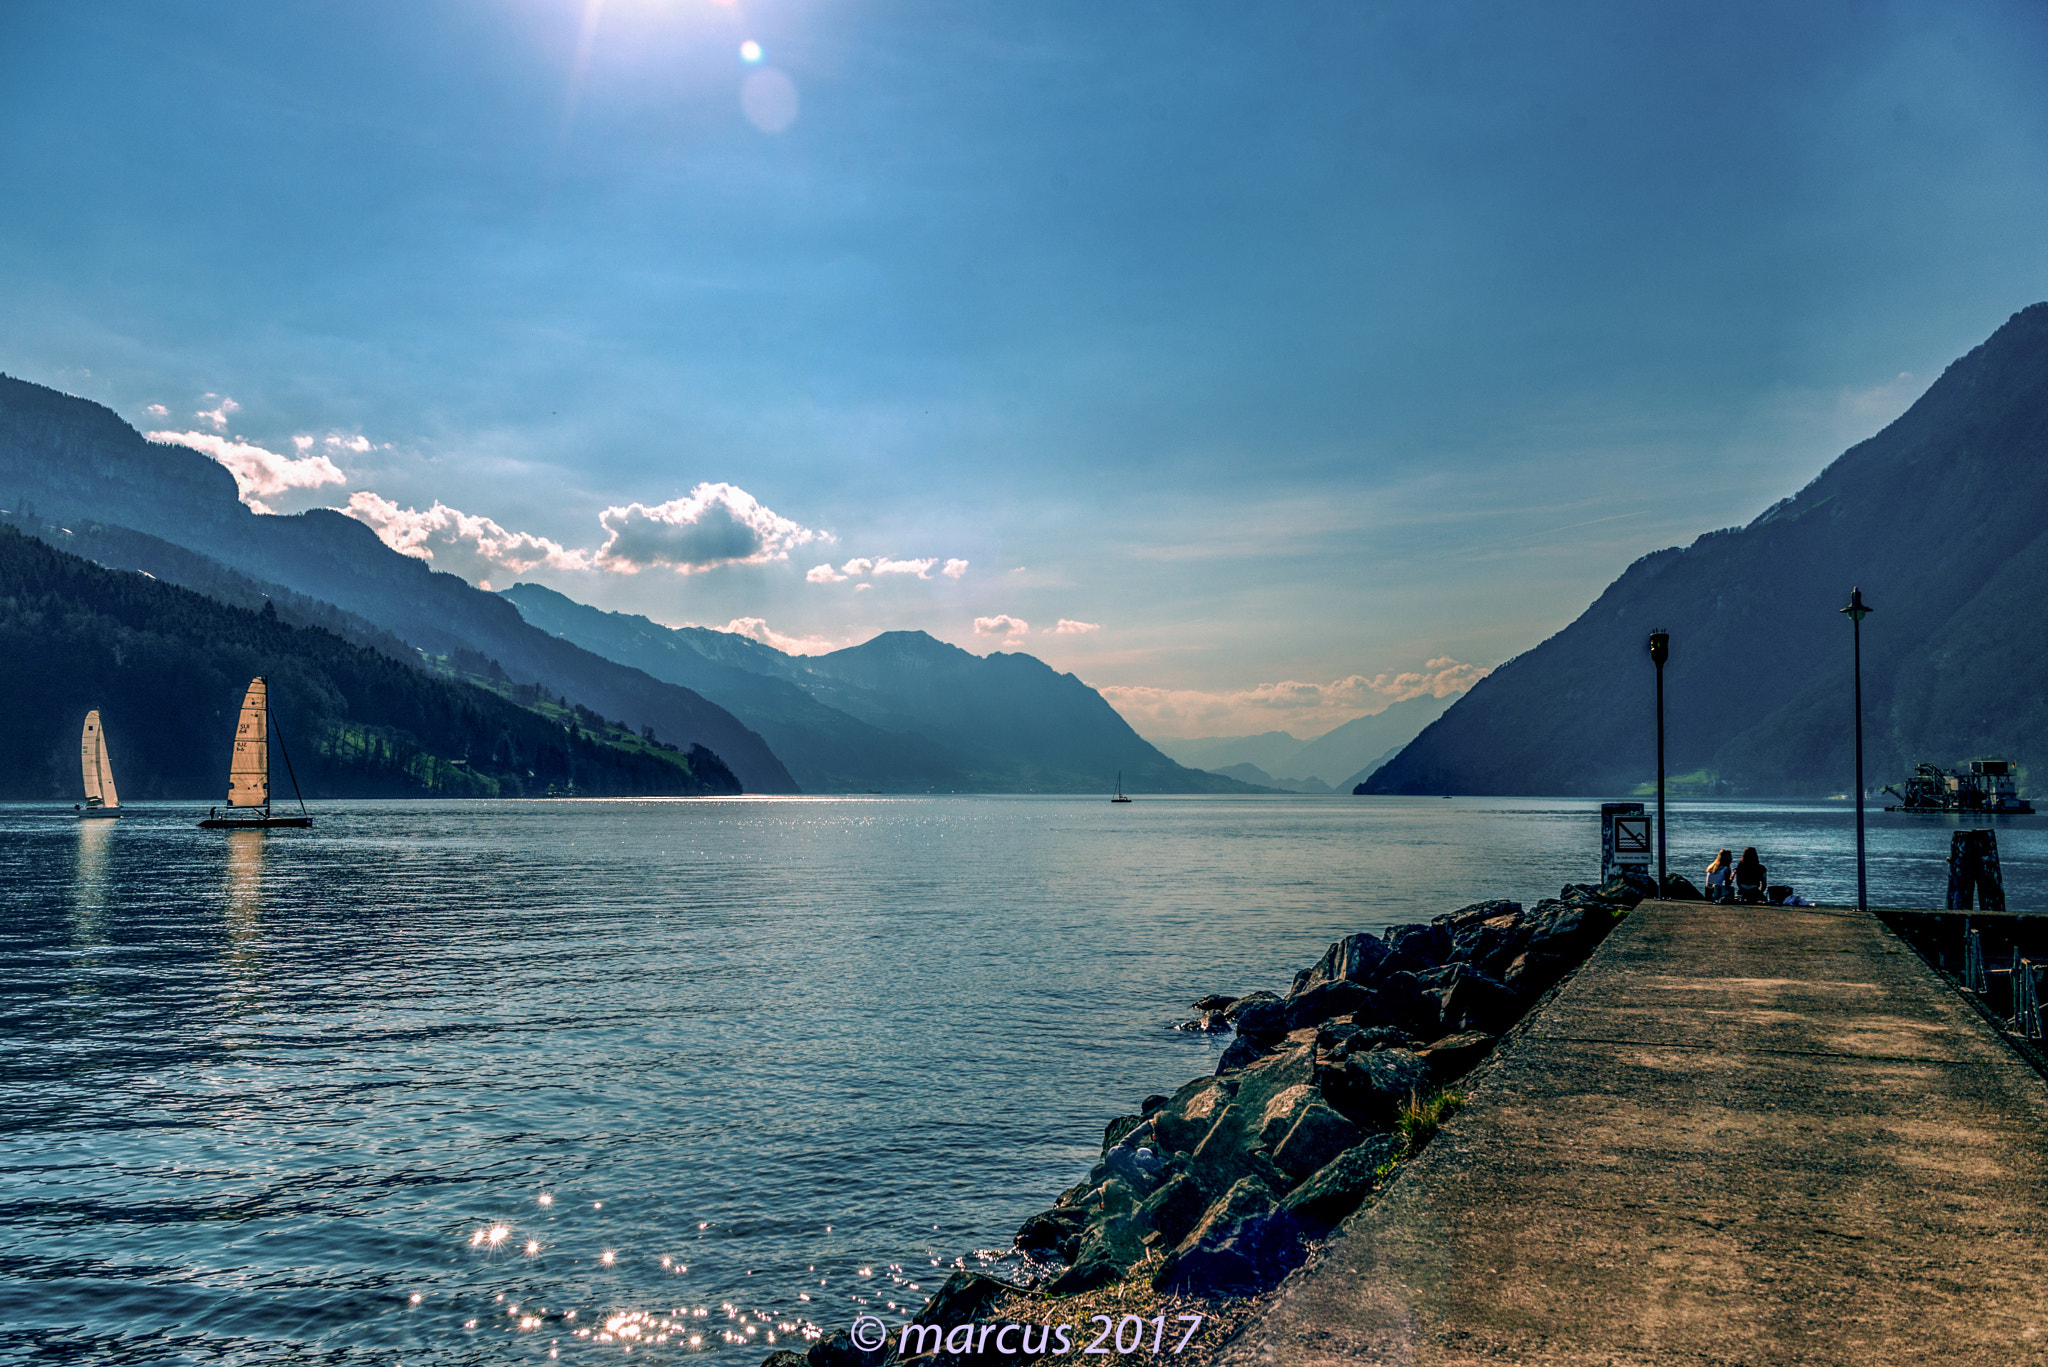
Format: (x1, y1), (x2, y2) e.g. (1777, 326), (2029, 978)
(502, 582), (1253, 793)
(0, 525), (738, 800)
(1150, 692), (1462, 789)
(0, 374), (795, 793)
(1369, 303), (2048, 798)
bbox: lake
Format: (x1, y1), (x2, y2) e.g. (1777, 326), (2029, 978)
(2, 795), (2040, 1363)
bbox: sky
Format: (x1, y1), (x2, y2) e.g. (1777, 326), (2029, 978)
(4, 1), (2047, 739)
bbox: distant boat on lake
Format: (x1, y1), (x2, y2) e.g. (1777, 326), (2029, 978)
(198, 676), (313, 830)
(77, 710), (121, 819)
(1111, 771), (1132, 803)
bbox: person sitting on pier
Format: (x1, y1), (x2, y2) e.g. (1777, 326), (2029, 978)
(1734, 847), (1768, 904)
(1704, 850), (1735, 902)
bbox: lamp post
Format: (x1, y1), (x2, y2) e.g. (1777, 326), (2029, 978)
(1840, 588), (1874, 914)
(1648, 630), (1669, 895)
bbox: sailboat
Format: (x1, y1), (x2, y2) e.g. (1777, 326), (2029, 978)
(1111, 771), (1132, 804)
(198, 676), (313, 829)
(77, 710), (121, 819)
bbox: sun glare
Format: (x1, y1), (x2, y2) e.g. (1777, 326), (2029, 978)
(739, 40), (762, 62)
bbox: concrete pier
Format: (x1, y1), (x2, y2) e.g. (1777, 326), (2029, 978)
(1221, 899), (2048, 1366)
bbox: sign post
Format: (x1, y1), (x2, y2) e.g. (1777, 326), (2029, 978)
(1601, 801), (1651, 884)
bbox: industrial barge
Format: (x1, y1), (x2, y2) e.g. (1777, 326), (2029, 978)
(1883, 759), (2035, 815)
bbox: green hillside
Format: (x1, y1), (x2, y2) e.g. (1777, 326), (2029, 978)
(0, 524), (739, 801)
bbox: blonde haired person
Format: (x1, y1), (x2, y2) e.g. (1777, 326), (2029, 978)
(1704, 849), (1735, 902)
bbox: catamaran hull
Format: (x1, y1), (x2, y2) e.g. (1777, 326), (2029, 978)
(198, 816), (312, 829)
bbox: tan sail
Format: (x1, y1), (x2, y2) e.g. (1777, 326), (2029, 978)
(81, 710), (119, 810)
(228, 677), (270, 808)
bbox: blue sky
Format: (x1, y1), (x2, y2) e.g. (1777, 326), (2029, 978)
(4, 1), (2047, 737)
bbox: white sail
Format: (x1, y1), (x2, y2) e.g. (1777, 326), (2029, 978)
(81, 710), (119, 810)
(228, 677), (270, 808)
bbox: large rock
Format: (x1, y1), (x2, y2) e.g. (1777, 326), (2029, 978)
(1222, 990), (1281, 1024)
(1229, 995), (1289, 1042)
(1416, 1029), (1497, 1081)
(1437, 964), (1524, 1035)
(1449, 909), (1530, 975)
(1101, 1114), (1146, 1152)
(1501, 947), (1575, 995)
(1381, 921), (1452, 973)
(1271, 1101), (1363, 1178)
(1151, 1075), (1233, 1153)
(762, 1352), (810, 1367)
(1321, 1047), (1431, 1129)
(910, 1271), (1027, 1336)
(809, 1329), (889, 1367)
(1435, 898), (1522, 930)
(1137, 1171), (1208, 1247)
(1292, 932), (1390, 995)
(1191, 994), (1239, 1012)
(1283, 978), (1375, 1031)
(1357, 970), (1443, 1037)
(1214, 1033), (1271, 1074)
(1173, 1010), (1232, 1034)
(1154, 1176), (1303, 1295)
(1521, 898), (1621, 958)
(1046, 1213), (1146, 1294)
(1013, 1205), (1086, 1251)
(1278, 1133), (1407, 1230)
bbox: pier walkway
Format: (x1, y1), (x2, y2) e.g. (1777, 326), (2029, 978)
(1221, 899), (2048, 1366)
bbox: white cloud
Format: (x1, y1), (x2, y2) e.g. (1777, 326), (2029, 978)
(342, 491), (592, 583)
(806, 554), (963, 587)
(149, 430), (345, 514)
(325, 433), (372, 453)
(145, 403), (168, 417)
(292, 434), (314, 451)
(196, 395), (240, 431)
(1053, 619), (1101, 634)
(973, 614), (1031, 647)
(595, 482), (824, 574)
(705, 616), (846, 656)
(1098, 657), (1491, 739)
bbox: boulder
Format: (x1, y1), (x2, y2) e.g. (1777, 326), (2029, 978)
(1435, 898), (1522, 930)
(1362, 970), (1443, 1037)
(1151, 1075), (1234, 1153)
(909, 1271), (1027, 1335)
(1293, 932), (1390, 994)
(1173, 1010), (1232, 1034)
(1381, 921), (1452, 973)
(1214, 1033), (1271, 1075)
(1047, 1213), (1146, 1294)
(1230, 996), (1289, 1041)
(1521, 899), (1620, 958)
(1254, 1083), (1318, 1147)
(1416, 1030), (1496, 1081)
(1013, 1205), (1086, 1251)
(1222, 990), (1281, 1023)
(1501, 948), (1574, 995)
(1602, 871), (1655, 904)
(1191, 994), (1238, 1012)
(1449, 912), (1530, 975)
(1278, 1133), (1406, 1230)
(809, 1329), (889, 1367)
(1662, 874), (1705, 901)
(1437, 965), (1524, 1035)
(1321, 1047), (1430, 1129)
(1271, 1101), (1363, 1178)
(1140, 1093), (1170, 1116)
(1155, 1176), (1302, 1295)
(1339, 1023), (1416, 1052)
(1283, 978), (1376, 1031)
(763, 1352), (810, 1367)
(1136, 1171), (1208, 1247)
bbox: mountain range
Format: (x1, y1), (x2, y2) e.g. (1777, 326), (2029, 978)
(499, 583), (1249, 793)
(1149, 691), (1462, 791)
(1369, 302), (2048, 798)
(0, 372), (1247, 795)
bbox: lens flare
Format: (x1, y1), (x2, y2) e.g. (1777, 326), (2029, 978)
(740, 40), (762, 62)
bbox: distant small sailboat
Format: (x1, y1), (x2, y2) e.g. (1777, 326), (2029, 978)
(1111, 771), (1132, 804)
(77, 710), (121, 819)
(198, 676), (312, 830)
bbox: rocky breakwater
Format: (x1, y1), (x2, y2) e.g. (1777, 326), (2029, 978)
(778, 879), (1644, 1367)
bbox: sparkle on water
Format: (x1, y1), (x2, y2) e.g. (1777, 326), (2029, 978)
(3, 795), (2038, 1361)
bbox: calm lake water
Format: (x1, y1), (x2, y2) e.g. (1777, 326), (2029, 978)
(3, 795), (2041, 1363)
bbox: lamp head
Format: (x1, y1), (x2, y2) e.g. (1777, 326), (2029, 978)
(1647, 630), (1669, 666)
(1840, 587), (1874, 623)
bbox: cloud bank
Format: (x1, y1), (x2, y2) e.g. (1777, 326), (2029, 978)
(704, 616), (846, 656)
(149, 430), (345, 514)
(1099, 657), (1490, 739)
(807, 554), (962, 585)
(1053, 619), (1101, 634)
(596, 482), (823, 574)
(974, 614), (1031, 647)
(343, 491), (591, 588)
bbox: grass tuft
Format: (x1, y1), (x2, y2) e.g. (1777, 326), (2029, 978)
(1395, 1088), (1467, 1150)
